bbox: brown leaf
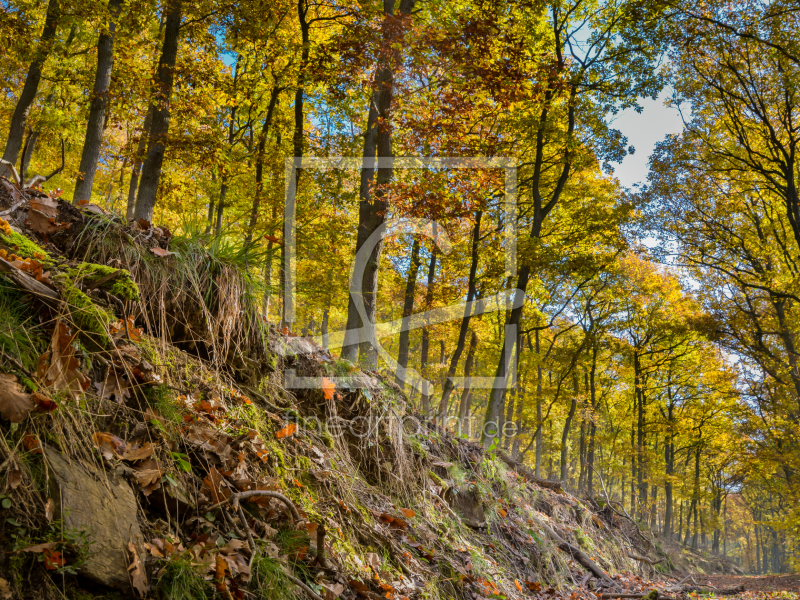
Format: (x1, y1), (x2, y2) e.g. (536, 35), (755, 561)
(399, 508), (416, 519)
(32, 392), (57, 412)
(0, 576), (12, 600)
(128, 541), (148, 597)
(110, 317), (143, 343)
(92, 431), (126, 460)
(44, 498), (54, 522)
(8, 470), (21, 489)
(123, 442), (154, 462)
(149, 247), (173, 257)
(203, 466), (230, 504)
(0, 373), (33, 422)
(136, 218), (151, 231)
(94, 369), (131, 403)
(21, 542), (57, 553)
(29, 197), (58, 219)
(26, 208), (70, 236)
(36, 321), (90, 397)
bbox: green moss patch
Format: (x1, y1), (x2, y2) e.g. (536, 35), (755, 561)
(66, 262), (139, 301)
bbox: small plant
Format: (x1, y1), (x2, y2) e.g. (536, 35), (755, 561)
(156, 557), (213, 600)
(275, 527), (310, 557)
(249, 553), (297, 600)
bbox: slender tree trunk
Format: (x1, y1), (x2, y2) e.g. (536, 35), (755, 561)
(438, 211), (482, 415)
(418, 246), (437, 413)
(458, 330), (477, 437)
(245, 87), (281, 244)
(73, 0), (122, 202)
(395, 238), (421, 388)
(560, 370), (579, 483)
(133, 0), (182, 221)
(586, 344), (598, 495)
(1, 0), (61, 176)
(340, 0), (416, 365)
(535, 330), (543, 477)
(126, 105), (153, 220)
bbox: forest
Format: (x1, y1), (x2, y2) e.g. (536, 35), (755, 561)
(0, 0), (799, 598)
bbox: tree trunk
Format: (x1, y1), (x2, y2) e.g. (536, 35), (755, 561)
(438, 211), (482, 415)
(245, 86), (281, 244)
(458, 330), (478, 437)
(133, 0), (182, 221)
(586, 343), (598, 495)
(340, 0), (416, 366)
(395, 237), (421, 388)
(418, 245), (438, 413)
(1, 0), (61, 176)
(535, 330), (543, 477)
(126, 105), (153, 220)
(292, 0), (310, 189)
(560, 370), (579, 483)
(73, 0), (123, 202)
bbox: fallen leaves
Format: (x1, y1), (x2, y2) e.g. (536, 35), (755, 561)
(110, 317), (143, 343)
(0, 373), (33, 422)
(36, 321), (90, 397)
(94, 369), (131, 403)
(127, 541), (148, 596)
(321, 377), (336, 400)
(8, 470), (21, 489)
(149, 247), (174, 258)
(26, 197), (70, 237)
(275, 423), (297, 439)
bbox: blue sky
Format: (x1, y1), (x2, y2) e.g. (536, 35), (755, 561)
(610, 91), (686, 188)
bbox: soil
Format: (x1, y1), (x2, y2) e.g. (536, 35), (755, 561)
(701, 574), (800, 594)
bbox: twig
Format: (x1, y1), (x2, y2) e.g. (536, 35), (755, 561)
(0, 160), (21, 186)
(209, 490), (302, 523)
(627, 553), (663, 566)
(0, 350), (34, 380)
(430, 491), (463, 526)
(538, 520), (614, 585)
(284, 571), (324, 600)
(310, 523), (328, 568)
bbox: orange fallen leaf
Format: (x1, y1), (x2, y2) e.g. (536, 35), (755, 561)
(321, 377), (335, 400)
(275, 423), (297, 439)
(399, 508), (415, 519)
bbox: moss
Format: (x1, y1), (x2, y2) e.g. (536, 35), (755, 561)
(0, 225), (51, 263)
(67, 262), (139, 301)
(54, 273), (113, 347)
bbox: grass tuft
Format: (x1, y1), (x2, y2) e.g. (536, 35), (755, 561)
(249, 553), (297, 600)
(156, 558), (213, 600)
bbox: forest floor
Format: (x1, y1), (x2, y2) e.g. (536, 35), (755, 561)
(703, 574), (800, 595)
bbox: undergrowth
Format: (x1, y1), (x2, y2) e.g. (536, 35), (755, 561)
(0, 278), (45, 372)
(250, 554), (297, 600)
(156, 558), (213, 600)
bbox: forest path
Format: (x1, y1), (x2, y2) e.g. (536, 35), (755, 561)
(700, 573), (800, 595)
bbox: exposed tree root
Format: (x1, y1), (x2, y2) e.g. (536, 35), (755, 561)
(497, 451), (563, 491)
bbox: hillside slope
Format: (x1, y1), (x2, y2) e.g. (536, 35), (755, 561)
(0, 179), (739, 600)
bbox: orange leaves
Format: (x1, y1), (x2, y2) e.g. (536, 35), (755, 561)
(110, 317), (143, 343)
(322, 377), (336, 400)
(399, 508), (415, 519)
(21, 542), (65, 570)
(275, 423), (297, 439)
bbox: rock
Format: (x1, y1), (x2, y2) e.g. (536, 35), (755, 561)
(45, 447), (146, 590)
(444, 487), (486, 528)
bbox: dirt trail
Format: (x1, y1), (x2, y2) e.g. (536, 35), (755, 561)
(699, 574), (800, 594)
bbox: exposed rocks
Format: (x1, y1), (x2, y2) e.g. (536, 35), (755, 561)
(45, 447), (146, 591)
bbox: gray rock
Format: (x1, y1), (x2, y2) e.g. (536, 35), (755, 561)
(444, 487), (486, 529)
(45, 447), (146, 590)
